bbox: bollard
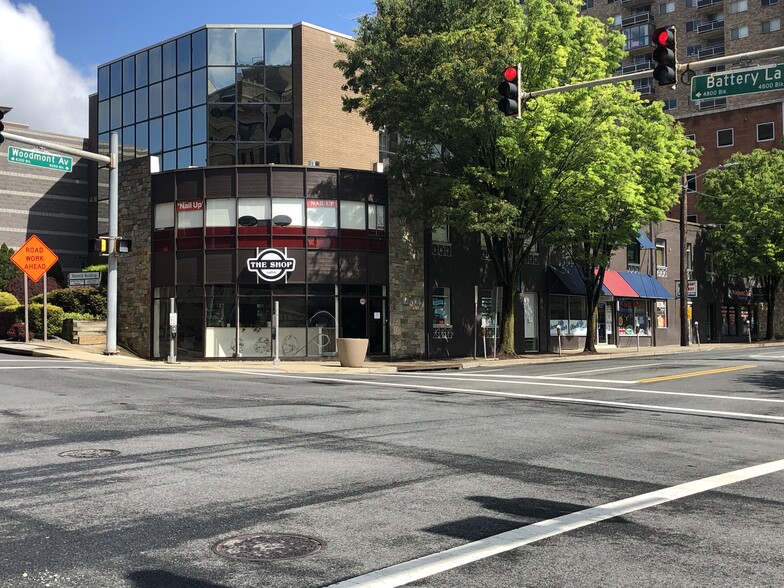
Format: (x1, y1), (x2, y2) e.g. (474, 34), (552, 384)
(746, 319), (752, 344)
(635, 324), (640, 352)
(693, 321), (701, 346)
(556, 324), (562, 356)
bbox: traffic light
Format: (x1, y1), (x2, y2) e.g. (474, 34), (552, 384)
(651, 26), (677, 86)
(497, 66), (520, 117)
(0, 110), (5, 145)
(90, 237), (110, 255)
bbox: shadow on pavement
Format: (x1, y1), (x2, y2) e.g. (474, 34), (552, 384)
(127, 570), (229, 588)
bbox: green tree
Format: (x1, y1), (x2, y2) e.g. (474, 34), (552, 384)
(0, 243), (22, 291)
(699, 148), (784, 340)
(338, 0), (695, 353)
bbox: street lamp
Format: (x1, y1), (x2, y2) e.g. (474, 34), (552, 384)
(680, 162), (739, 346)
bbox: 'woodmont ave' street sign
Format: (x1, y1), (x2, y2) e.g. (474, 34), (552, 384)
(7, 145), (73, 173)
(690, 63), (784, 101)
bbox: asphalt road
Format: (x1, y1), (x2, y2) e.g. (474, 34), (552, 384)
(0, 348), (782, 587)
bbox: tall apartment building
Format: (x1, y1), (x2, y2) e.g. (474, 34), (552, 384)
(582, 0), (784, 222)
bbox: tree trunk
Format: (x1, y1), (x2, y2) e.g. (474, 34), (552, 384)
(584, 302), (598, 353)
(500, 281), (516, 355)
(764, 276), (780, 340)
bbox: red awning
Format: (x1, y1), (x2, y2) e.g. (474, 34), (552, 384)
(601, 270), (639, 298)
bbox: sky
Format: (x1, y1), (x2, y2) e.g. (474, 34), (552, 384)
(0, 0), (375, 136)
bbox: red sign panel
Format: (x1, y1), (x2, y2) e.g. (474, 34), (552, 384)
(11, 235), (59, 283)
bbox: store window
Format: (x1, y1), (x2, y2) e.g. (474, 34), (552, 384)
(206, 199), (236, 226)
(549, 295), (587, 336)
(306, 199), (338, 228)
(432, 287), (451, 325)
(155, 202), (175, 229)
(340, 201), (366, 230)
(656, 300), (668, 328)
(618, 299), (650, 335)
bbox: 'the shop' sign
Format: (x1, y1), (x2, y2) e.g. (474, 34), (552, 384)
(247, 248), (296, 282)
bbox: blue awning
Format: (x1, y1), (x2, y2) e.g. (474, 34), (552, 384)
(549, 266), (611, 296)
(619, 272), (674, 299)
(635, 230), (656, 249)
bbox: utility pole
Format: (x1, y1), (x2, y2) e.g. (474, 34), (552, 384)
(680, 178), (689, 346)
(2, 128), (120, 354)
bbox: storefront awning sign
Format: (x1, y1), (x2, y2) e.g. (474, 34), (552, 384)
(247, 248), (296, 282)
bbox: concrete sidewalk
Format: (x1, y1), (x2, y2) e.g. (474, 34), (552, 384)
(1, 338), (781, 374)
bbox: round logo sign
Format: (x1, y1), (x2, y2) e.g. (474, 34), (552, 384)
(247, 249), (296, 282)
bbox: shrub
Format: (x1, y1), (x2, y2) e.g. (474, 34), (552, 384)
(5, 275), (62, 300)
(31, 287), (107, 318)
(7, 322), (33, 341)
(0, 306), (20, 338)
(0, 292), (19, 310)
(14, 303), (65, 337)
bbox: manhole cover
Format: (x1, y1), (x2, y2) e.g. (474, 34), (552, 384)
(212, 533), (324, 561)
(59, 449), (121, 459)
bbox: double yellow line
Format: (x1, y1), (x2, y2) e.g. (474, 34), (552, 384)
(638, 365), (754, 384)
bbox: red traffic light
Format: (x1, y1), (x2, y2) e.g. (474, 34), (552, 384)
(503, 66), (517, 83)
(655, 28), (672, 47)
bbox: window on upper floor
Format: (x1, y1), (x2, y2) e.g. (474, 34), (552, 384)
(622, 24), (650, 50)
(432, 226), (450, 243)
(627, 242), (641, 265)
(757, 122), (775, 142)
(728, 0), (748, 12)
(685, 174), (697, 192)
(660, 1), (676, 13)
(581, 0), (595, 10)
(762, 18), (781, 33)
(730, 26), (749, 39)
(663, 99), (677, 111)
(686, 20), (702, 32)
(761, 0), (779, 6)
(717, 128), (734, 147)
(685, 0), (698, 7)
(656, 239), (667, 269)
(687, 44), (703, 57)
(432, 287), (451, 326)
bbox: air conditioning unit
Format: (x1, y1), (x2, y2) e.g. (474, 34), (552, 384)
(373, 161), (384, 173)
(307, 160), (320, 167)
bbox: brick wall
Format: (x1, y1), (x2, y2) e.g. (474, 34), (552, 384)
(294, 24), (379, 170)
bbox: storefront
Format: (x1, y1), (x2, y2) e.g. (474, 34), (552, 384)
(149, 165), (390, 359)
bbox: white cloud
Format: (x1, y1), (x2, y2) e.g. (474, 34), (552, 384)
(0, 0), (92, 137)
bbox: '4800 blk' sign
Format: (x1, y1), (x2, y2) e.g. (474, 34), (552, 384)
(247, 248), (296, 282)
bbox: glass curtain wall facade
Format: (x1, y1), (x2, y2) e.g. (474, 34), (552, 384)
(97, 26), (293, 171)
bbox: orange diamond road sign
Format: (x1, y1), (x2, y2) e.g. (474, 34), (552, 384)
(11, 235), (59, 283)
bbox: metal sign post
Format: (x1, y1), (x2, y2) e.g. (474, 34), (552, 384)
(273, 301), (281, 365)
(167, 298), (177, 364)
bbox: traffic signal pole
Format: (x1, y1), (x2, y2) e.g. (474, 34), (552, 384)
(519, 45), (784, 103)
(2, 129), (120, 355)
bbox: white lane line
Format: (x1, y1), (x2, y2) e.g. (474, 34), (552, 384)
(232, 371), (784, 423)
(326, 459), (784, 588)
(464, 375), (639, 384)
(463, 363), (663, 378)
(386, 372), (784, 405)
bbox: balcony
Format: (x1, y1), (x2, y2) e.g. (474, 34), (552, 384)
(698, 44), (726, 58)
(697, 0), (723, 8)
(698, 97), (727, 110)
(621, 13), (654, 27)
(698, 20), (725, 34)
(621, 0), (653, 8)
(617, 60), (653, 74)
(633, 79), (655, 96)
(627, 262), (641, 273)
(625, 37), (653, 54)
(657, 266), (668, 278)
(431, 242), (452, 257)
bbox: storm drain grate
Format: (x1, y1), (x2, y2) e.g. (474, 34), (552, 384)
(59, 449), (121, 459)
(212, 533), (324, 561)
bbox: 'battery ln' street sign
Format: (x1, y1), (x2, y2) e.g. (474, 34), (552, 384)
(7, 145), (73, 172)
(691, 64), (784, 101)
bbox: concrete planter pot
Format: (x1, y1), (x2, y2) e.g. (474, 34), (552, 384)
(336, 338), (368, 367)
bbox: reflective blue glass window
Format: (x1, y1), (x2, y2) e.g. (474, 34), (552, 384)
(237, 105), (265, 141)
(177, 74), (191, 111)
(208, 28), (235, 65)
(237, 28), (264, 65)
(98, 133), (110, 155)
(110, 61), (122, 97)
(236, 66), (264, 103)
(192, 105), (207, 143)
(192, 68), (207, 106)
(209, 104), (235, 142)
(163, 113), (177, 151)
(208, 67), (236, 102)
(149, 45), (162, 83)
(266, 143), (292, 164)
(123, 57), (135, 93)
(193, 143), (207, 167)
(178, 148), (192, 169)
(122, 125), (135, 153)
(98, 100), (110, 133)
(266, 104), (292, 141)
(136, 121), (149, 153)
(163, 78), (177, 114)
(163, 151), (177, 171)
(177, 35), (191, 74)
(162, 41), (176, 79)
(265, 66), (293, 103)
(123, 93), (135, 126)
(135, 52), (148, 88)
(208, 142), (235, 166)
(135, 87), (148, 122)
(192, 29), (207, 70)
(149, 82), (162, 118)
(265, 29), (292, 66)
(149, 117), (163, 153)
(238, 144), (264, 164)
(177, 110), (191, 148)
(110, 95), (122, 129)
(98, 67), (110, 100)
